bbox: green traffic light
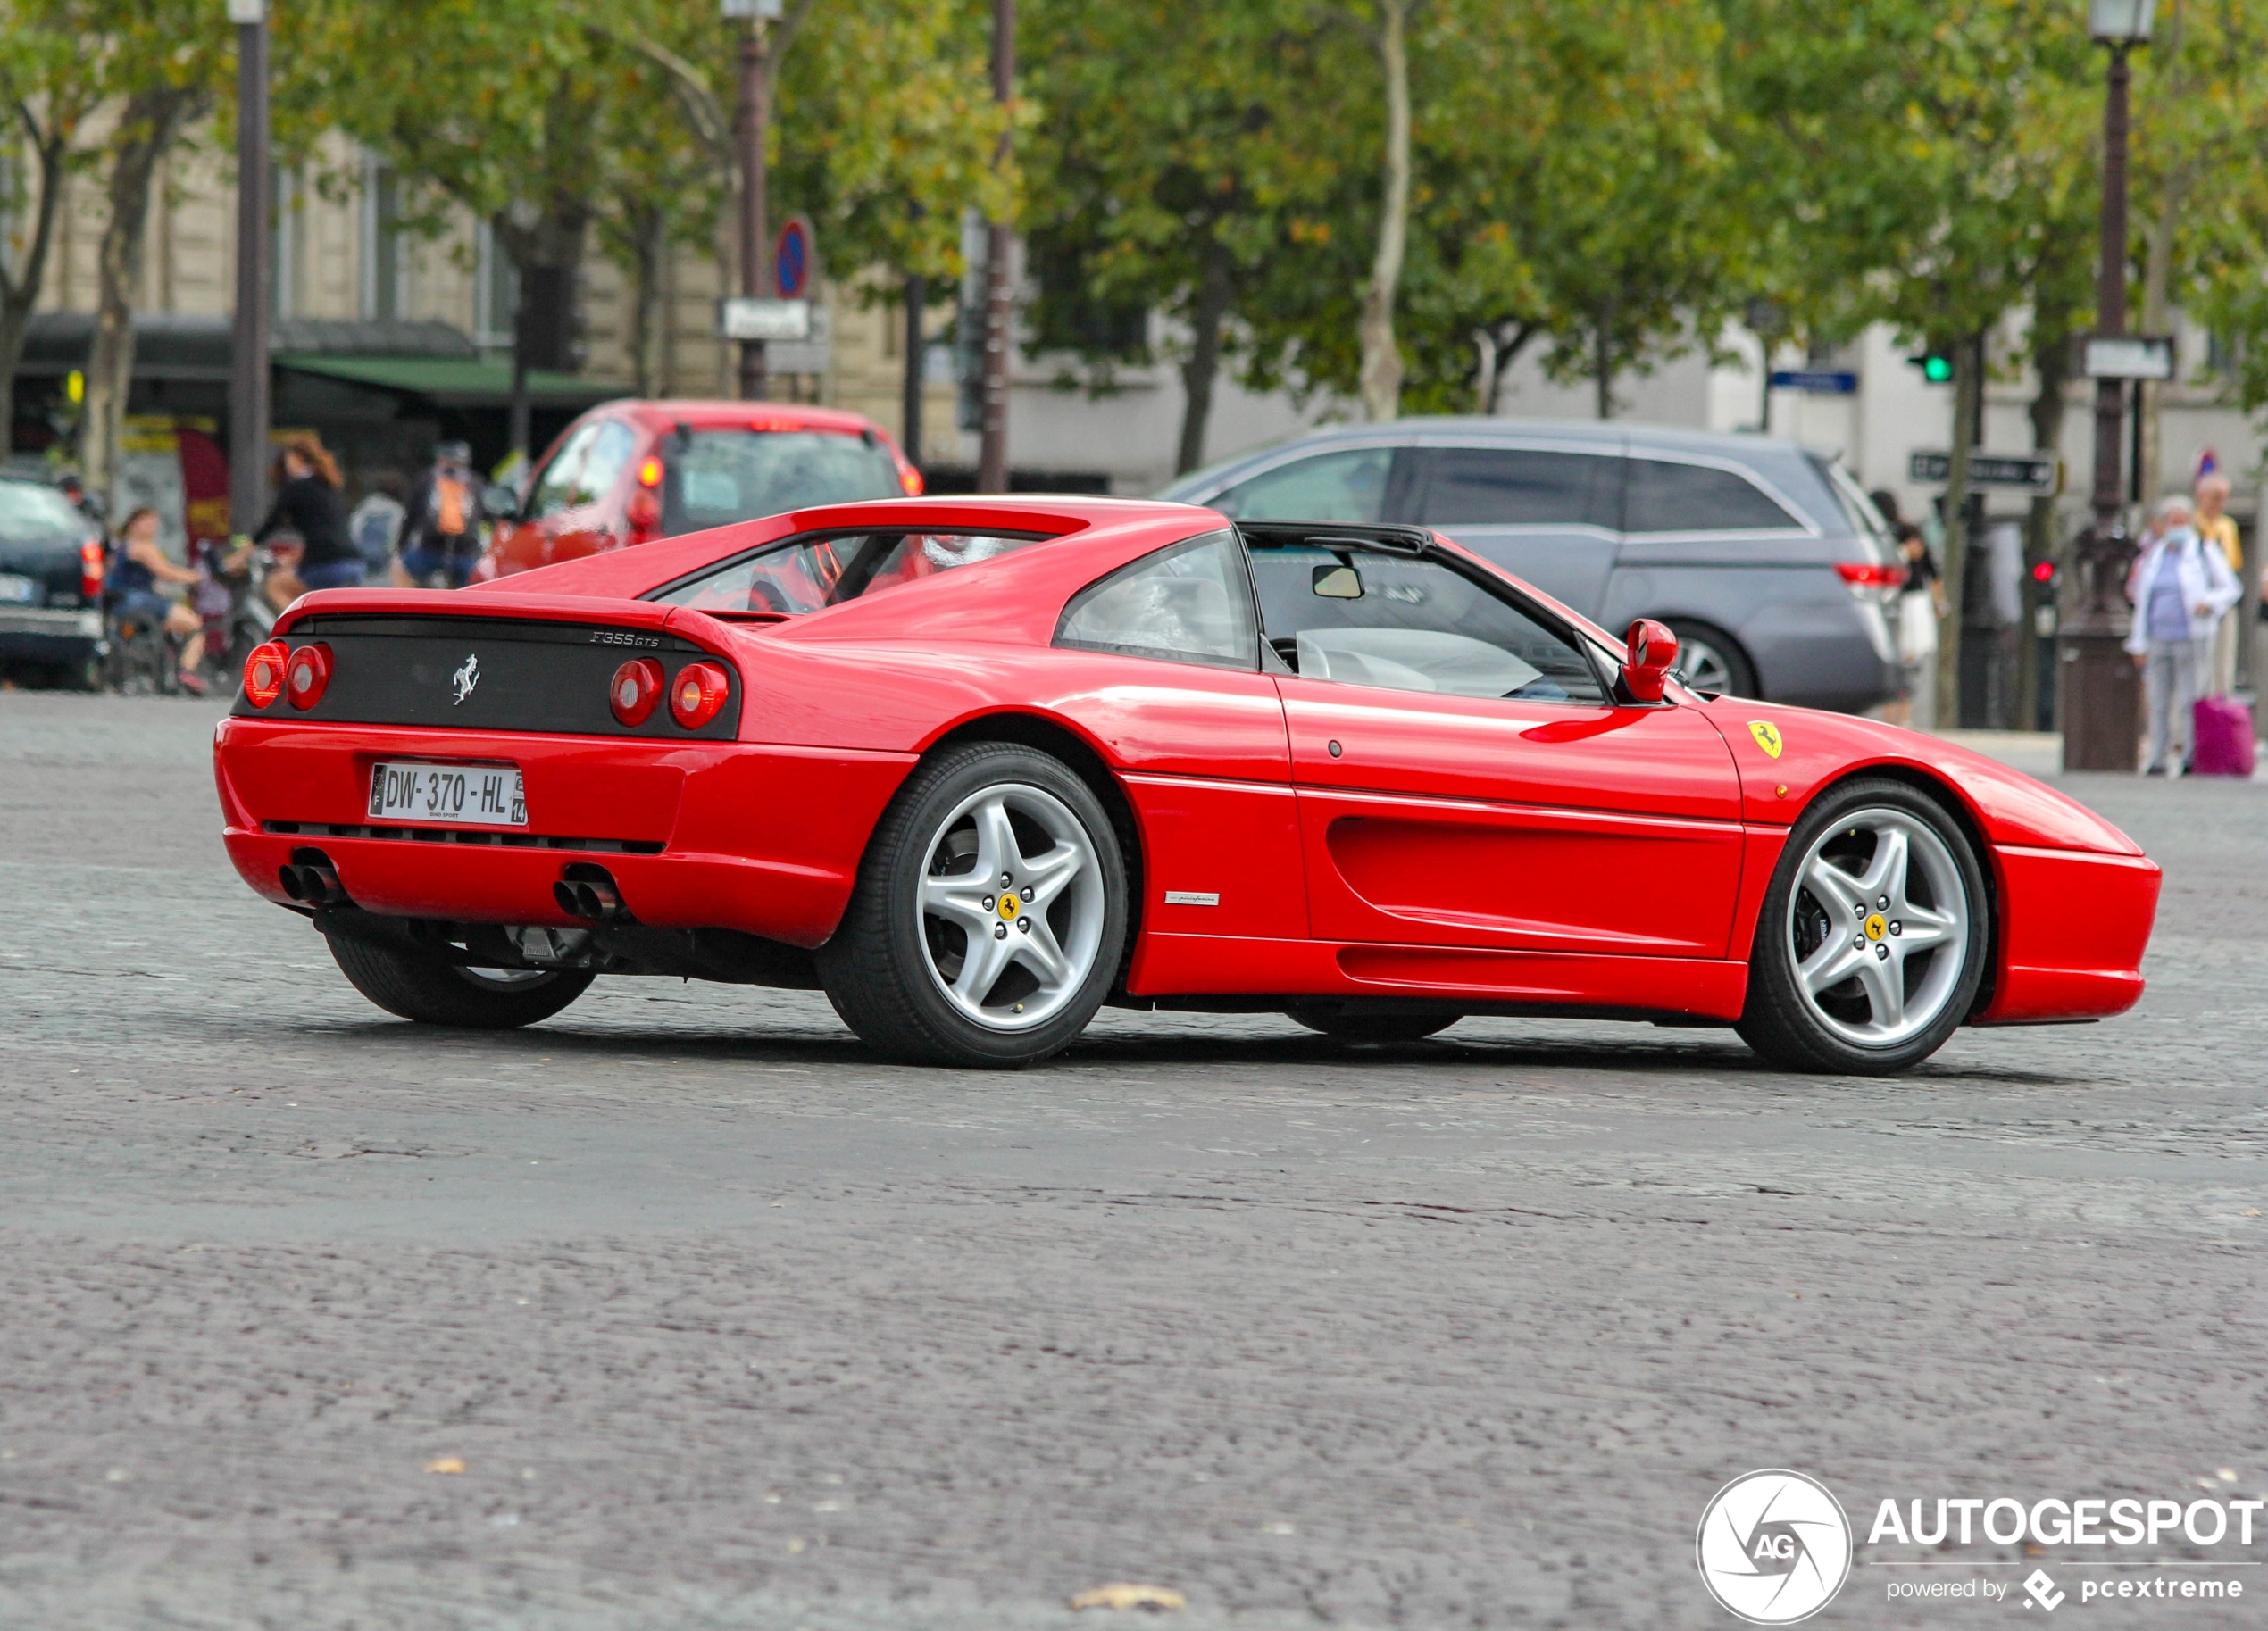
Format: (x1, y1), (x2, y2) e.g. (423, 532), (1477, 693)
(1920, 355), (1953, 384)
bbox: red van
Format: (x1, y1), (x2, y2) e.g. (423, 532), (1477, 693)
(477, 400), (921, 579)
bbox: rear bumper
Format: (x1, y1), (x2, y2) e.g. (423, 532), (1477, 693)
(0, 605), (103, 665)
(213, 719), (915, 948)
(1974, 843), (2160, 1025)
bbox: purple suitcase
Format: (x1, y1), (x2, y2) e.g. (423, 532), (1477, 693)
(2191, 694), (2257, 778)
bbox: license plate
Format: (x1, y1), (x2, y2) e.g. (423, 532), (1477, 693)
(0, 573), (38, 604)
(369, 761), (526, 827)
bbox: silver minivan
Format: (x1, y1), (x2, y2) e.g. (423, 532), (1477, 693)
(1161, 419), (1904, 712)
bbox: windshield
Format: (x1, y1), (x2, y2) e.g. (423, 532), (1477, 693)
(646, 528), (1047, 618)
(663, 429), (905, 536)
(0, 481), (91, 544)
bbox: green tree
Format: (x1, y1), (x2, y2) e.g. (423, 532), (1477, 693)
(0, 0), (110, 449)
(1021, 0), (1330, 470)
(1722, 0), (2097, 723)
(75, 0), (226, 504)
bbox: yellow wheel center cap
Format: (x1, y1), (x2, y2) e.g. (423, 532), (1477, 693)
(998, 895), (1020, 921)
(1864, 912), (1887, 942)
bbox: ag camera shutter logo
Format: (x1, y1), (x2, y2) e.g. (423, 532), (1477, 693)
(1696, 1469), (1853, 1624)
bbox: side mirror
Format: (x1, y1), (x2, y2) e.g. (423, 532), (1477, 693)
(1312, 562), (1364, 599)
(479, 483), (519, 520)
(1622, 618), (1679, 703)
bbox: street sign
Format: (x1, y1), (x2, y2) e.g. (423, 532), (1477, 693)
(2084, 335), (2175, 379)
(1768, 370), (1858, 395)
(718, 297), (811, 343)
(773, 217), (816, 301)
(1907, 450), (2059, 494)
(765, 305), (833, 377)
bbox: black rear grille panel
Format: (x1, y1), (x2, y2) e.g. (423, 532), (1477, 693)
(233, 615), (741, 738)
(263, 820), (663, 854)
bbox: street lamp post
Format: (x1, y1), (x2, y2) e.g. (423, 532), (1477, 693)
(227, 0), (271, 536)
(724, 0), (783, 402)
(2061, 0), (2156, 772)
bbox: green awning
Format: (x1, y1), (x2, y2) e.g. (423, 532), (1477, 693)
(275, 354), (621, 408)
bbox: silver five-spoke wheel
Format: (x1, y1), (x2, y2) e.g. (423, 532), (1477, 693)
(819, 743), (1129, 1066)
(916, 783), (1106, 1032)
(1785, 808), (1969, 1048)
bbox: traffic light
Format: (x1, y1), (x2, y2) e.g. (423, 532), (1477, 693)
(1907, 343), (1955, 384)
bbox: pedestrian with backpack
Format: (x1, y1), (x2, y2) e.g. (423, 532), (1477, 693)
(394, 440), (484, 589)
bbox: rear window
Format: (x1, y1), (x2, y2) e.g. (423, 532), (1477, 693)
(646, 528), (1046, 619)
(0, 481), (91, 543)
(663, 430), (905, 536)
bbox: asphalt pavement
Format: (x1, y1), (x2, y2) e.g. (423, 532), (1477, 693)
(1, 691), (2263, 1630)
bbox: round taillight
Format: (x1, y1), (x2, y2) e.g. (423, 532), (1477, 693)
(610, 657), (664, 726)
(285, 642), (333, 711)
(669, 661), (730, 730)
(244, 640), (289, 708)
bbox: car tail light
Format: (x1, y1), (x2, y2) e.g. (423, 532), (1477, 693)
(79, 538), (104, 601)
(610, 657), (664, 726)
(900, 465), (924, 496)
(638, 455), (663, 488)
(285, 642), (334, 710)
(244, 640), (289, 708)
(669, 661), (730, 729)
(1835, 561), (1908, 599)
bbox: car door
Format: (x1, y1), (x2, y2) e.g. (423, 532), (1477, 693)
(489, 420), (601, 576)
(1245, 531), (1746, 961)
(1046, 528), (1307, 991)
(1399, 437), (1625, 617)
(539, 418), (638, 564)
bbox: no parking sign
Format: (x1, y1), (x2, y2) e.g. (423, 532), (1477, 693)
(774, 217), (816, 300)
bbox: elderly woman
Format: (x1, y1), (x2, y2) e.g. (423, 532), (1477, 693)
(2126, 495), (2240, 776)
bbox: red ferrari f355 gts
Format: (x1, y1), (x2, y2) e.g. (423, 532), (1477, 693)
(213, 497), (2158, 1071)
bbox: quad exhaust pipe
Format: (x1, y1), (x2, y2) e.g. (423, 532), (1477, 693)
(279, 848), (349, 906)
(554, 862), (629, 923)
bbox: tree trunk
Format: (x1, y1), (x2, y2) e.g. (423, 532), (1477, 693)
(82, 88), (201, 506)
(496, 202), (592, 462)
(1934, 329), (1985, 728)
(1593, 301), (1614, 419)
(0, 126), (70, 457)
(2019, 316), (2072, 733)
(1175, 242), (1233, 476)
(1473, 320), (1533, 414)
(1355, 0), (1411, 422)
(626, 203), (666, 397)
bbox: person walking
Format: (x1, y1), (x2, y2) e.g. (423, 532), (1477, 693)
(1872, 490), (1941, 728)
(394, 439), (484, 589)
(2194, 471), (2243, 696)
(251, 433), (359, 610)
(2126, 495), (2239, 776)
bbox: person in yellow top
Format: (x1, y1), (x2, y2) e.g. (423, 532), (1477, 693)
(2195, 472), (2243, 695)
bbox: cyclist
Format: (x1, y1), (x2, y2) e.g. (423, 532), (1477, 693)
(109, 506), (210, 694)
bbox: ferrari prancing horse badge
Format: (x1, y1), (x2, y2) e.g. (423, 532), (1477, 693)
(1747, 720), (1784, 759)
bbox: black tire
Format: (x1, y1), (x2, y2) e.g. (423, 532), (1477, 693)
(1286, 1004), (1461, 1044)
(1664, 620), (1758, 698)
(1735, 778), (1989, 1075)
(817, 742), (1129, 1067)
(326, 931), (594, 1028)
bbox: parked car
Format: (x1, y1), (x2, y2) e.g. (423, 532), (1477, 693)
(1160, 420), (1906, 712)
(478, 400), (921, 580)
(0, 476), (108, 687)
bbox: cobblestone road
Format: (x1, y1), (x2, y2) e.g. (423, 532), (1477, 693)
(1, 693), (2262, 1629)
